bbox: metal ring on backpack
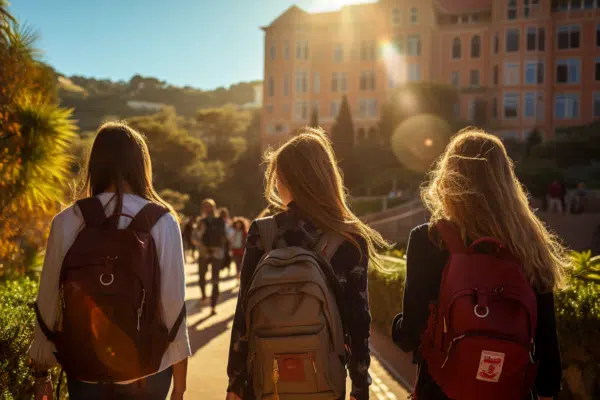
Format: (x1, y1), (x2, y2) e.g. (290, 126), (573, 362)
(474, 305), (489, 318)
(100, 273), (114, 286)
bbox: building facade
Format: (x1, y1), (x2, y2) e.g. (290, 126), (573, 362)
(260, 0), (600, 150)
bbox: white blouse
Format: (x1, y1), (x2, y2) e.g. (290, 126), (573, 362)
(29, 193), (191, 383)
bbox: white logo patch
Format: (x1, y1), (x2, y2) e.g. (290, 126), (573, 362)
(476, 350), (505, 383)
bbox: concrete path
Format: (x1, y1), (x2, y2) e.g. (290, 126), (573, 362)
(182, 262), (410, 399)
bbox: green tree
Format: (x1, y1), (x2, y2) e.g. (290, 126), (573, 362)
(310, 107), (319, 128)
(525, 128), (543, 158)
(0, 7), (77, 275)
(331, 95), (355, 164)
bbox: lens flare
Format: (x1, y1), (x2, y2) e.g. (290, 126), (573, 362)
(390, 114), (451, 173)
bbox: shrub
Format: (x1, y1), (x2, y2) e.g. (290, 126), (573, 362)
(368, 251), (600, 399)
(0, 278), (65, 399)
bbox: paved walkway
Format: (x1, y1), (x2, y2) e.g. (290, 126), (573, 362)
(183, 261), (410, 399)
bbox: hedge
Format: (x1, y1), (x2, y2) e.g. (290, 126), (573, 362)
(368, 252), (600, 399)
(0, 278), (66, 399)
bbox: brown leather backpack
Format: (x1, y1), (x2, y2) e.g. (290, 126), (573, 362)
(36, 197), (186, 382)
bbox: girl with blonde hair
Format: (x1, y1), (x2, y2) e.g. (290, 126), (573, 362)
(393, 128), (567, 400)
(226, 127), (391, 400)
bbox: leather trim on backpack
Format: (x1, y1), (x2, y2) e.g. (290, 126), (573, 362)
(76, 197), (107, 228)
(127, 203), (169, 233)
(168, 304), (187, 342)
(34, 302), (56, 343)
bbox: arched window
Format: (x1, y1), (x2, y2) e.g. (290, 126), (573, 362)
(452, 37), (462, 59)
(368, 127), (377, 141)
(357, 128), (365, 142)
(471, 35), (481, 58)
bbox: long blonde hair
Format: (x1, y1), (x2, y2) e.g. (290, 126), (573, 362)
(422, 128), (569, 292)
(264, 127), (392, 269)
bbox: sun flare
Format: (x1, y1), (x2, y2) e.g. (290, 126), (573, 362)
(307, 0), (377, 13)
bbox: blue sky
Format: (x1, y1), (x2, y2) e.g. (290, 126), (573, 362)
(10, 0), (370, 90)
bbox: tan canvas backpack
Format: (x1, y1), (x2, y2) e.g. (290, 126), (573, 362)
(243, 217), (349, 400)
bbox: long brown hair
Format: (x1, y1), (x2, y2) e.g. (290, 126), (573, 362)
(422, 128), (569, 292)
(80, 121), (177, 220)
(264, 127), (392, 269)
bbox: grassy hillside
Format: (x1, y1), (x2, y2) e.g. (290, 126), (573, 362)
(57, 73), (262, 131)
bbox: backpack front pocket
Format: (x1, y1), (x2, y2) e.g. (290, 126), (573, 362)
(253, 327), (338, 400)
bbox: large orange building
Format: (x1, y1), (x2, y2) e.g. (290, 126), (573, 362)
(260, 0), (600, 150)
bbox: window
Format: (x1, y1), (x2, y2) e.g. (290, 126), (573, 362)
(556, 59), (580, 84)
(283, 74), (289, 96)
(333, 44), (344, 62)
(407, 35), (421, 56)
(468, 99), (476, 121)
(524, 92), (536, 118)
(597, 24), (600, 47)
(526, 27), (545, 51)
(266, 104), (274, 114)
(330, 100), (341, 117)
(471, 14), (480, 23)
(295, 101), (309, 121)
(524, 0), (540, 18)
(471, 36), (481, 58)
(525, 61), (544, 84)
(284, 41), (290, 60)
(313, 72), (320, 94)
(296, 71), (308, 93)
(507, 0), (517, 20)
(359, 98), (377, 118)
(368, 127), (378, 140)
(593, 92), (600, 117)
(392, 8), (401, 25)
(361, 41), (376, 61)
(555, 94), (580, 120)
(494, 33), (500, 54)
(493, 65), (499, 85)
(453, 103), (460, 119)
(451, 71), (460, 87)
(504, 92), (520, 119)
(557, 25), (580, 50)
(452, 37), (462, 59)
(470, 70), (480, 86)
(596, 57), (600, 81)
(296, 41), (309, 60)
(268, 76), (274, 97)
(360, 71), (376, 91)
(270, 42), (276, 60)
(506, 28), (520, 52)
(357, 128), (365, 141)
(331, 72), (347, 92)
(410, 7), (418, 24)
(311, 101), (319, 117)
(394, 35), (405, 54)
(408, 64), (421, 81)
(585, 0), (596, 9)
(504, 62), (521, 85)
(491, 97), (498, 119)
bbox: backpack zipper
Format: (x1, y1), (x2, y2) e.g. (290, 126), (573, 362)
(441, 334), (465, 368)
(272, 359), (280, 400)
(310, 355), (318, 391)
(137, 289), (146, 331)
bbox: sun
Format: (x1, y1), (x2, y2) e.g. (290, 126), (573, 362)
(306, 0), (377, 13)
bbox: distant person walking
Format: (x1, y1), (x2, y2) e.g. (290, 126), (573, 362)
(392, 129), (566, 400)
(219, 207), (234, 275)
(192, 199), (227, 315)
(547, 180), (563, 213)
(571, 182), (588, 214)
(229, 217), (248, 281)
(29, 122), (190, 400)
(182, 216), (197, 262)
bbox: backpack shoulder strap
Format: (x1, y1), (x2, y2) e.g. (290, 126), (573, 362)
(255, 217), (277, 252)
(127, 203), (169, 233)
(435, 220), (467, 254)
(316, 233), (345, 262)
(76, 197), (107, 229)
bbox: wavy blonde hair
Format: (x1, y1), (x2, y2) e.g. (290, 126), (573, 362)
(264, 127), (392, 269)
(422, 128), (569, 292)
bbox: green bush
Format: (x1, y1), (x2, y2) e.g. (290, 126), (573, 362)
(368, 251), (600, 399)
(0, 278), (66, 399)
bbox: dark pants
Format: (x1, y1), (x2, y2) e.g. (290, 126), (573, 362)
(198, 256), (222, 308)
(67, 367), (172, 400)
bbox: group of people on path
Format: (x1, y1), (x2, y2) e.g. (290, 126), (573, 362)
(181, 199), (249, 315)
(29, 122), (567, 400)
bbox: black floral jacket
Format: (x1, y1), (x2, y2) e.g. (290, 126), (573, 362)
(226, 203), (372, 400)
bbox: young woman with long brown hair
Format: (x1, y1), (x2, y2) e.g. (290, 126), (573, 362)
(393, 128), (568, 400)
(29, 122), (190, 400)
(225, 128), (391, 400)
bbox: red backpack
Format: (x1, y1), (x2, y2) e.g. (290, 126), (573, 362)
(36, 197), (186, 382)
(419, 221), (538, 400)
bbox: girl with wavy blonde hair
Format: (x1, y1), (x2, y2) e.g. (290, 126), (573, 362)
(393, 128), (566, 400)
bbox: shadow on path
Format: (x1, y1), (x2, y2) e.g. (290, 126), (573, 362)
(188, 313), (235, 356)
